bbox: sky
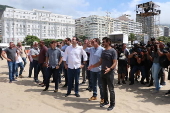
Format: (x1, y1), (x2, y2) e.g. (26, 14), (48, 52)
(1, 0), (170, 24)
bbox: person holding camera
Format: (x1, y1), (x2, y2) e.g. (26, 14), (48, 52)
(117, 43), (129, 85)
(128, 44), (146, 85)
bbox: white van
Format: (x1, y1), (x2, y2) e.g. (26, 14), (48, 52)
(0, 43), (9, 50)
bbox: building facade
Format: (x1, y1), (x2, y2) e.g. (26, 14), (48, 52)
(164, 26), (169, 37)
(1, 8), (75, 43)
(155, 25), (170, 38)
(75, 15), (107, 39)
(0, 20), (2, 42)
(75, 15), (142, 40)
(136, 15), (155, 38)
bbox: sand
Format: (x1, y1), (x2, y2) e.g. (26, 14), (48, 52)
(0, 59), (170, 113)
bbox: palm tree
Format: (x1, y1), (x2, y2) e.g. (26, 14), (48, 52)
(128, 33), (137, 45)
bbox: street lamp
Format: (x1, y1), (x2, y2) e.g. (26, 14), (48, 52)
(106, 11), (111, 36)
(12, 9), (15, 43)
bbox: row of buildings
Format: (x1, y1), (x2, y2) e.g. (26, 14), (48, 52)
(0, 8), (75, 43)
(75, 15), (142, 39)
(0, 7), (169, 43)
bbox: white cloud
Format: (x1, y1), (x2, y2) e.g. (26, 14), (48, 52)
(1, 0), (89, 16)
(1, 0), (170, 24)
(128, 0), (142, 8)
(155, 2), (170, 24)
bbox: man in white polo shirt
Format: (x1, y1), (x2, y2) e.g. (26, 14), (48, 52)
(63, 37), (87, 97)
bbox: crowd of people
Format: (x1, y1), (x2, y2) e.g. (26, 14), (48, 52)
(1, 36), (170, 111)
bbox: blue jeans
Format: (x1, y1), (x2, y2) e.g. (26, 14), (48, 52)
(7, 61), (16, 81)
(28, 61), (34, 77)
(33, 60), (38, 81)
(152, 63), (162, 91)
(67, 68), (80, 94)
(15, 62), (24, 77)
(91, 71), (104, 99)
(36, 63), (47, 84)
(130, 65), (145, 83)
(22, 57), (27, 67)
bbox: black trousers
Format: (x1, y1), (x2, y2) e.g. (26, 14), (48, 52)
(101, 70), (115, 106)
(46, 67), (59, 90)
(64, 68), (68, 86)
(36, 63), (47, 84)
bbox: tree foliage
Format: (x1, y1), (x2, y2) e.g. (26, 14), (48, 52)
(157, 36), (170, 43)
(42, 39), (63, 47)
(78, 35), (88, 42)
(23, 35), (40, 45)
(23, 35), (63, 46)
(128, 33), (137, 44)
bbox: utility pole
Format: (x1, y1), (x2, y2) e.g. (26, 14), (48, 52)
(13, 9), (15, 43)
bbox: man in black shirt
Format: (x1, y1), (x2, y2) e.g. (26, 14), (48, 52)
(88, 37), (117, 111)
(128, 49), (146, 85)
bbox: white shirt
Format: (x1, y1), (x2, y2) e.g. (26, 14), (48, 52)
(63, 45), (88, 69)
(16, 54), (23, 63)
(28, 49), (33, 62)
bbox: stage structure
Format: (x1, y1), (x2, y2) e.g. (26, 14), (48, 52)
(136, 1), (161, 39)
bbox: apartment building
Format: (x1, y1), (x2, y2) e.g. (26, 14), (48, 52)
(1, 8), (75, 43)
(76, 15), (142, 40)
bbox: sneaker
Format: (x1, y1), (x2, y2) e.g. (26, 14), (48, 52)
(19, 75), (24, 78)
(86, 88), (89, 90)
(148, 83), (153, 87)
(12, 79), (17, 81)
(54, 89), (58, 93)
(140, 81), (145, 85)
(41, 85), (45, 87)
(100, 102), (109, 107)
(88, 96), (97, 101)
(117, 81), (121, 85)
(159, 85), (163, 88)
(100, 99), (104, 104)
(39, 82), (44, 85)
(65, 93), (70, 97)
(81, 81), (86, 84)
(107, 105), (115, 111)
(35, 80), (39, 84)
(125, 76), (128, 81)
(15, 77), (18, 79)
(9, 81), (12, 83)
(165, 90), (170, 95)
(122, 81), (126, 84)
(62, 84), (67, 88)
(89, 88), (92, 92)
(43, 88), (48, 91)
(129, 82), (134, 85)
(160, 82), (166, 86)
(75, 94), (80, 97)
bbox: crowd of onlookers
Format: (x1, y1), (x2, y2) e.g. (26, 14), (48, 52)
(0, 37), (170, 111)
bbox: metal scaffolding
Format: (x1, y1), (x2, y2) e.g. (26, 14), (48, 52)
(136, 1), (161, 39)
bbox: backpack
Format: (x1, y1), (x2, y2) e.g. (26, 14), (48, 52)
(159, 55), (170, 68)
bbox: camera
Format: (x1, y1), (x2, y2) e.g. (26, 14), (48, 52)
(151, 37), (156, 42)
(163, 42), (170, 53)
